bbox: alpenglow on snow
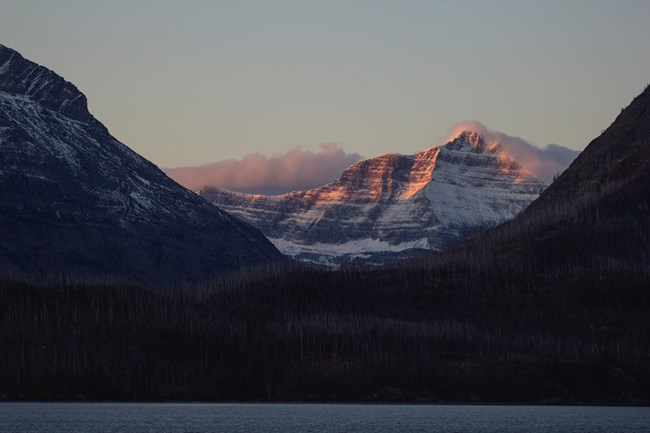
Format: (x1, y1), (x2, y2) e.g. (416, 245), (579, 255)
(201, 131), (547, 266)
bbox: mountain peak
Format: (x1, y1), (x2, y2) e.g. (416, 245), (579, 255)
(0, 44), (97, 126)
(445, 130), (493, 153)
(457, 130), (484, 145)
(202, 130), (546, 265)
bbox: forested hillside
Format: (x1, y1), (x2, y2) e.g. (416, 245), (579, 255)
(1, 263), (648, 402)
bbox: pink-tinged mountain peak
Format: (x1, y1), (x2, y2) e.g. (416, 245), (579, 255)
(445, 130), (498, 154)
(200, 130), (547, 265)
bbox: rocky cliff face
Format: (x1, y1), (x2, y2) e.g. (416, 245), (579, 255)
(201, 130), (546, 265)
(0, 44), (283, 282)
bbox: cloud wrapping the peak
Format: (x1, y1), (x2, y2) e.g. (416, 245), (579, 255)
(443, 121), (580, 183)
(164, 144), (363, 195)
(166, 122), (578, 195)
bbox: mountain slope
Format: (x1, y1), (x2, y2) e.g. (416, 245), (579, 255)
(0, 44), (283, 282)
(442, 85), (650, 277)
(526, 85), (650, 217)
(201, 131), (546, 264)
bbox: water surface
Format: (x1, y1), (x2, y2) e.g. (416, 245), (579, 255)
(1, 403), (648, 433)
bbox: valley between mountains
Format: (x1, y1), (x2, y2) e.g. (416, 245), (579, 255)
(1, 44), (649, 404)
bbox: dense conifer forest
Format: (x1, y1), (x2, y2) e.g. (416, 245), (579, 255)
(1, 247), (648, 403)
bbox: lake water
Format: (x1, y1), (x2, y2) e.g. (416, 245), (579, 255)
(0, 403), (648, 433)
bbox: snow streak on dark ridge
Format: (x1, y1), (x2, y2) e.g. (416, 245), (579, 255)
(0, 44), (283, 282)
(0, 44), (99, 127)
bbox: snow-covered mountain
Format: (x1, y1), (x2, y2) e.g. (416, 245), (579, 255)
(0, 44), (283, 282)
(200, 131), (547, 265)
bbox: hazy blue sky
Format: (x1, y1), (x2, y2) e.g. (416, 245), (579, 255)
(2, 0), (649, 167)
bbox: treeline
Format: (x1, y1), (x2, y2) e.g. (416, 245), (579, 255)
(1, 256), (648, 403)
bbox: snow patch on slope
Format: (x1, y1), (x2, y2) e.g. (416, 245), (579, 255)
(269, 237), (431, 257)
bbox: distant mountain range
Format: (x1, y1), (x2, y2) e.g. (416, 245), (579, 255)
(3, 41), (639, 283)
(201, 131), (547, 265)
(0, 44), (283, 282)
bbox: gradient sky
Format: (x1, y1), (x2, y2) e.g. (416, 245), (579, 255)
(2, 0), (649, 168)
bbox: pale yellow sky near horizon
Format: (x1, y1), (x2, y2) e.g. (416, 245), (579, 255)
(2, 0), (649, 169)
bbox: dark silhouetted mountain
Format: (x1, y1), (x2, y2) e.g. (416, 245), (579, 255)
(0, 44), (284, 282)
(527, 86), (650, 216)
(201, 130), (546, 266)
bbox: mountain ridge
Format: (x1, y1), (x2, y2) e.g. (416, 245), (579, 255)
(436, 84), (650, 279)
(0, 44), (102, 129)
(0, 44), (284, 282)
(201, 130), (546, 265)
(525, 84), (650, 217)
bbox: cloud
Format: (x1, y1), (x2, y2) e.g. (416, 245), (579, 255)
(165, 122), (579, 195)
(164, 144), (364, 195)
(443, 121), (580, 183)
